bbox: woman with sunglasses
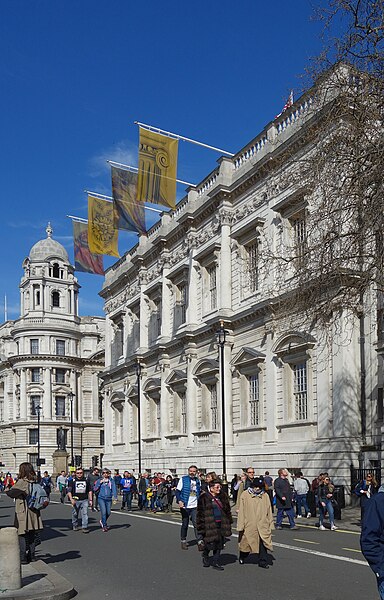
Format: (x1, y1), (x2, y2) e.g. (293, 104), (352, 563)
(355, 473), (379, 522)
(94, 469), (118, 532)
(317, 476), (337, 530)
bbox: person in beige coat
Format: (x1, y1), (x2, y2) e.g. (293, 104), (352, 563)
(237, 476), (274, 568)
(6, 462), (43, 564)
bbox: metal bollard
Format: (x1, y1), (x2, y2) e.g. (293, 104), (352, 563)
(0, 527), (22, 590)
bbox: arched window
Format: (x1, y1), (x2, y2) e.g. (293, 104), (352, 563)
(52, 263), (60, 278)
(52, 291), (60, 307)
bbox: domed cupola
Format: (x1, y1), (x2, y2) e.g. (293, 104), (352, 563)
(29, 223), (70, 264)
(19, 223), (79, 319)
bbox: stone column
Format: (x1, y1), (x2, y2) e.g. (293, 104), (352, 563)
(223, 336), (234, 447)
(185, 343), (198, 447)
(0, 528), (21, 590)
(43, 367), (52, 419)
(159, 354), (170, 446)
(264, 328), (278, 442)
(186, 234), (199, 326)
(139, 269), (149, 352)
(219, 205), (232, 312)
(161, 256), (172, 340)
(20, 368), (27, 419)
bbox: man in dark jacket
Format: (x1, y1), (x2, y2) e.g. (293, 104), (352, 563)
(87, 467), (100, 512)
(361, 486), (384, 599)
(274, 468), (299, 530)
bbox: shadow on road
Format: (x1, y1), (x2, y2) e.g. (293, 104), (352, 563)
(40, 550), (81, 564)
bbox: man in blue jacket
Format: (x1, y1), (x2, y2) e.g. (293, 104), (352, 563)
(175, 465), (203, 550)
(361, 485), (384, 598)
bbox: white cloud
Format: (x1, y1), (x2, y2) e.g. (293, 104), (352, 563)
(88, 140), (138, 178)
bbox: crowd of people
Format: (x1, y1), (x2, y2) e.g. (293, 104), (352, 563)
(3, 462), (384, 591)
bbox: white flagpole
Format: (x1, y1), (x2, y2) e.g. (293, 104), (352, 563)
(67, 215), (88, 223)
(84, 190), (163, 214)
(4, 294), (7, 322)
(108, 160), (196, 188)
(134, 121), (234, 157)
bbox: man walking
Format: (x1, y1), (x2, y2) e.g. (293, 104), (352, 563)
(87, 467), (100, 512)
(175, 465), (203, 550)
(361, 485), (384, 599)
(67, 467), (92, 533)
(56, 470), (67, 503)
(274, 468), (299, 530)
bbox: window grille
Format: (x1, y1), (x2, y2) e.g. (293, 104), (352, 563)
(55, 396), (66, 417)
(293, 362), (308, 420)
(28, 429), (38, 445)
(207, 266), (217, 310)
(248, 374), (260, 426)
(180, 392), (187, 434)
(31, 368), (40, 383)
(30, 395), (41, 416)
(55, 368), (66, 384)
(56, 340), (65, 356)
(209, 383), (218, 429)
(245, 242), (259, 292)
(292, 214), (307, 263)
(30, 339), (39, 354)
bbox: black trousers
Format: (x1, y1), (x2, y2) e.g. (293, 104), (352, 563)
(240, 539), (268, 565)
(19, 531), (37, 562)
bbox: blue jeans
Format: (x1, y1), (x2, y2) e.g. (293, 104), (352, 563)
(122, 491), (132, 509)
(72, 500), (89, 529)
(319, 499), (334, 525)
(378, 578), (384, 599)
(276, 507), (296, 527)
(296, 494), (310, 516)
(99, 497), (112, 527)
(180, 507), (201, 541)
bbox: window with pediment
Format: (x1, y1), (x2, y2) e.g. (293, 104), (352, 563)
(148, 288), (162, 344)
(143, 379), (161, 438)
(232, 219), (264, 300)
(193, 359), (220, 432)
(111, 315), (124, 365)
(165, 370), (187, 436)
(272, 192), (308, 270)
(231, 347), (265, 428)
(274, 333), (315, 423)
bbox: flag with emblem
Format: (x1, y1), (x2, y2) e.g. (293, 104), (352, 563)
(111, 166), (146, 233)
(88, 195), (119, 257)
(73, 221), (104, 275)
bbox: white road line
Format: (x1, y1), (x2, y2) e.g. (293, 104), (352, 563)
(50, 502), (368, 566)
(293, 538), (320, 545)
(342, 547), (362, 554)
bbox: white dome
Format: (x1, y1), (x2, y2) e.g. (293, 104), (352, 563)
(29, 223), (69, 264)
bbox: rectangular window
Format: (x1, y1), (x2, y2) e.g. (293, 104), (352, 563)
(180, 392), (187, 434)
(55, 396), (66, 417)
(248, 374), (260, 426)
(28, 453), (38, 469)
(207, 265), (217, 310)
(28, 429), (39, 445)
(292, 213), (307, 264)
(208, 383), (218, 429)
(293, 362), (308, 420)
(56, 340), (65, 356)
(100, 430), (105, 446)
(177, 284), (187, 326)
(245, 241), (259, 293)
(378, 388), (383, 422)
(31, 368), (40, 383)
(30, 395), (41, 416)
(55, 368), (66, 384)
(155, 299), (162, 338)
(30, 339), (39, 354)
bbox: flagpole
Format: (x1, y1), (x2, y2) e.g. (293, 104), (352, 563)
(4, 294), (7, 322)
(67, 215), (89, 223)
(83, 190), (163, 214)
(108, 160), (196, 188)
(134, 121), (234, 157)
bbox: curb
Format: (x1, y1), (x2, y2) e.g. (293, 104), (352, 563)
(0, 560), (76, 600)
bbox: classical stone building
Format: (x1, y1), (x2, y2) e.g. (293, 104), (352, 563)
(100, 70), (382, 490)
(0, 225), (105, 474)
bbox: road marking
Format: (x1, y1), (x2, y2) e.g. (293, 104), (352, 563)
(293, 538), (320, 545)
(342, 547), (362, 553)
(291, 523), (360, 536)
(274, 542), (367, 566)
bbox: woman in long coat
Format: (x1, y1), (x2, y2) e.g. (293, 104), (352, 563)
(237, 476), (274, 568)
(196, 479), (232, 570)
(6, 462), (43, 564)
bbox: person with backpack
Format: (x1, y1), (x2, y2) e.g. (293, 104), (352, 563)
(67, 467), (92, 533)
(6, 462), (44, 564)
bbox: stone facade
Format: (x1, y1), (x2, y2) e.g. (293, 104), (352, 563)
(0, 225), (105, 474)
(99, 73), (382, 491)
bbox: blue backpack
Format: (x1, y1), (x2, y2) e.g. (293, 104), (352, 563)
(26, 482), (49, 511)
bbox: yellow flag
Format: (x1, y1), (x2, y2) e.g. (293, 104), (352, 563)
(137, 127), (178, 209)
(88, 196), (119, 257)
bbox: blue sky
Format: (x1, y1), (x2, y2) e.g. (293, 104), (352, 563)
(0, 0), (327, 320)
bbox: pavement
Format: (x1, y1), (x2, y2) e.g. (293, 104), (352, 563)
(0, 494), (360, 600)
(0, 561), (75, 600)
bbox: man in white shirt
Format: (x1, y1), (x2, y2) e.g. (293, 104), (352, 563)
(175, 465), (203, 550)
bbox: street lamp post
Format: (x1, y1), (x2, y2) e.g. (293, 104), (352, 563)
(134, 360), (142, 475)
(35, 403), (42, 480)
(79, 425), (84, 467)
(216, 320), (228, 491)
(68, 392), (75, 467)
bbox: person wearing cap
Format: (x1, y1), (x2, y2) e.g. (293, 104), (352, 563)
(237, 476), (274, 568)
(196, 479), (232, 570)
